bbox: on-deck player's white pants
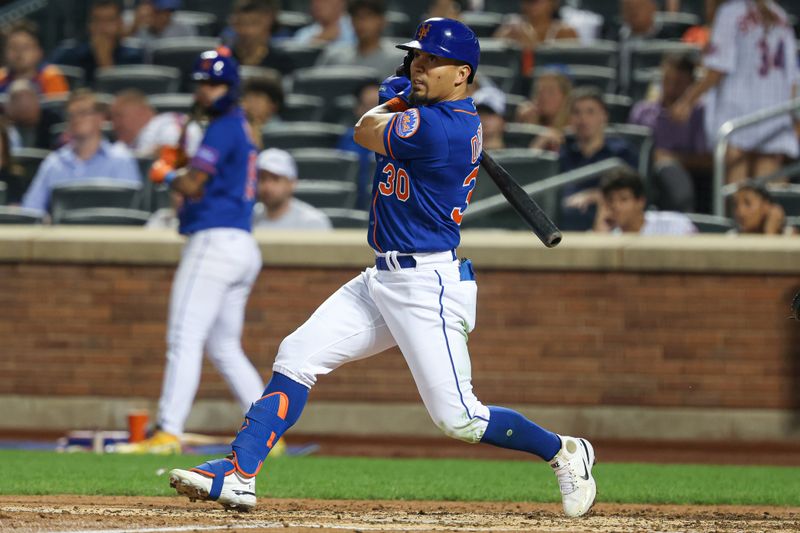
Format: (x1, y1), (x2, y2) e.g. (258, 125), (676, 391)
(274, 251), (491, 443)
(158, 228), (264, 436)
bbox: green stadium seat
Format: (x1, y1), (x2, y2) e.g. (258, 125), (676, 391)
(262, 122), (348, 150)
(291, 66), (382, 99)
(321, 208), (369, 229)
(294, 180), (356, 209)
(50, 178), (141, 223)
(0, 205), (44, 224)
(58, 207), (151, 226)
(95, 65), (182, 95)
(289, 149), (360, 184)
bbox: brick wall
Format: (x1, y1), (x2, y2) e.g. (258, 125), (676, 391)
(2, 263), (799, 410)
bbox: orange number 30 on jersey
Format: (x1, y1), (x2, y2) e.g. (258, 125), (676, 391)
(451, 166), (479, 225)
(379, 163), (410, 201)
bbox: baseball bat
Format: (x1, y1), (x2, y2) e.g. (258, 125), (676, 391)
(479, 150), (562, 248)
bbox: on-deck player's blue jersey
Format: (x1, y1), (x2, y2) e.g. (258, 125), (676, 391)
(370, 97), (483, 253)
(180, 107), (257, 235)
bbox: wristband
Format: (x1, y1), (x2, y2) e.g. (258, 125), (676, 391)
(164, 170), (177, 185)
(385, 97), (410, 113)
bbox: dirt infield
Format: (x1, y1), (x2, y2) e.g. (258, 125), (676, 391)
(1, 496), (799, 533)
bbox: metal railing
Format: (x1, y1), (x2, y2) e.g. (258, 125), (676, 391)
(0, 0), (47, 28)
(466, 157), (628, 219)
(713, 97), (800, 216)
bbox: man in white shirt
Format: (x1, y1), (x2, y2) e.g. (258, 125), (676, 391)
(252, 148), (332, 230)
(594, 166), (697, 235)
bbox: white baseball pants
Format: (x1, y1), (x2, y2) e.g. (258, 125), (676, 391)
(158, 228), (264, 436)
(274, 251), (491, 443)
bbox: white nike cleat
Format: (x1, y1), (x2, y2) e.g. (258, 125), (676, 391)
(169, 458), (256, 511)
(549, 435), (597, 517)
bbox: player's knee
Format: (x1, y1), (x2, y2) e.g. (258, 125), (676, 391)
(436, 416), (487, 444)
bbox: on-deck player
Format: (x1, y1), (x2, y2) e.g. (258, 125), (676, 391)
(168, 19), (597, 517)
(116, 49), (265, 453)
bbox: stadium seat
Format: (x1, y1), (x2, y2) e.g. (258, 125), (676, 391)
(534, 40), (619, 69)
(461, 11), (503, 37)
(386, 0), (431, 20)
(95, 65), (182, 95)
(148, 93), (194, 115)
(479, 65), (518, 93)
(768, 185), (800, 216)
(172, 10), (219, 37)
(10, 148), (50, 201)
(281, 94), (325, 122)
(294, 180), (357, 209)
(52, 64), (85, 89)
(385, 11), (413, 38)
(470, 148), (559, 201)
(483, 0), (523, 14)
(503, 93), (528, 122)
(58, 207), (151, 226)
(262, 121), (348, 150)
(180, 0), (230, 26)
(604, 94), (634, 125)
(0, 181), (6, 205)
(478, 39), (521, 71)
(324, 95), (358, 125)
(606, 124), (654, 178)
(276, 11), (312, 34)
(50, 178), (141, 223)
(0, 205), (44, 224)
(151, 37), (222, 91)
(291, 66), (382, 99)
(629, 40), (701, 73)
(240, 66), (281, 84)
(40, 95), (68, 121)
(284, 0), (311, 11)
(656, 12), (701, 37)
(289, 148), (360, 183)
(630, 67), (661, 103)
(272, 42), (325, 70)
(686, 213), (735, 233)
(527, 65), (617, 95)
(320, 208), (369, 229)
(503, 123), (552, 148)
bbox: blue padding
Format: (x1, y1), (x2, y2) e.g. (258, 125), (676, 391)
(193, 458), (234, 501)
(231, 403), (290, 475)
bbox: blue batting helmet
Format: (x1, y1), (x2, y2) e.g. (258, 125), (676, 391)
(396, 18), (480, 83)
(191, 48), (240, 88)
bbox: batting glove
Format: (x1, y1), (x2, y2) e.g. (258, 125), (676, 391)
(379, 75), (411, 112)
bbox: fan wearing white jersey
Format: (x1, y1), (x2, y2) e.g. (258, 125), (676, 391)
(671, 0), (799, 183)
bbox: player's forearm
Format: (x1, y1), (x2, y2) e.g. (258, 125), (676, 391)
(353, 104), (395, 154)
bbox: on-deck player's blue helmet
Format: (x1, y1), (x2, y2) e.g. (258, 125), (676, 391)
(396, 17), (480, 83)
(192, 48), (240, 113)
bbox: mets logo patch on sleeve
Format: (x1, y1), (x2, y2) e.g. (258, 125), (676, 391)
(395, 108), (420, 138)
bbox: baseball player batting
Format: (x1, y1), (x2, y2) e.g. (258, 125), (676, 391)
(169, 19), (596, 517)
(117, 49), (264, 454)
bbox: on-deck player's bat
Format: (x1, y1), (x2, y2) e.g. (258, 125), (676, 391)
(479, 150), (562, 248)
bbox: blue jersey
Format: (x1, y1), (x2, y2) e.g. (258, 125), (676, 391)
(370, 98), (483, 253)
(180, 107), (257, 235)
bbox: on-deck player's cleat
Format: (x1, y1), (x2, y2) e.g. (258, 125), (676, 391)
(549, 436), (597, 517)
(169, 458), (256, 511)
(108, 430), (181, 454)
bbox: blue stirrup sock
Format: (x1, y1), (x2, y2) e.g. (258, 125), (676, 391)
(231, 372), (309, 476)
(480, 406), (562, 461)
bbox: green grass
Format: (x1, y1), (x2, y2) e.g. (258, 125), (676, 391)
(2, 451), (799, 506)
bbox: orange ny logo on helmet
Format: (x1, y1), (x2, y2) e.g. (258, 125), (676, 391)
(417, 23), (431, 40)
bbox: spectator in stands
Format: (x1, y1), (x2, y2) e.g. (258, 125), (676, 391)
(555, 87), (638, 230)
(5, 80), (61, 151)
(337, 81), (379, 210)
(618, 0), (684, 94)
(494, 0), (578, 77)
(629, 52), (709, 212)
(426, 0), (467, 20)
(230, 0), (294, 75)
(0, 21), (69, 96)
(473, 86), (506, 150)
(670, 0), (798, 184)
(110, 89), (201, 158)
(732, 180), (793, 235)
(252, 148), (332, 230)
(241, 77), (285, 148)
(21, 90), (141, 214)
(292, 0), (356, 46)
(0, 118), (17, 201)
(52, 0), (144, 85)
(593, 166), (697, 234)
(316, 0), (397, 78)
(126, 0), (197, 59)
(517, 68), (572, 132)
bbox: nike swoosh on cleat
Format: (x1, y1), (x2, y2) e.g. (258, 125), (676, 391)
(579, 440), (591, 480)
(579, 459), (590, 481)
(232, 490), (256, 496)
